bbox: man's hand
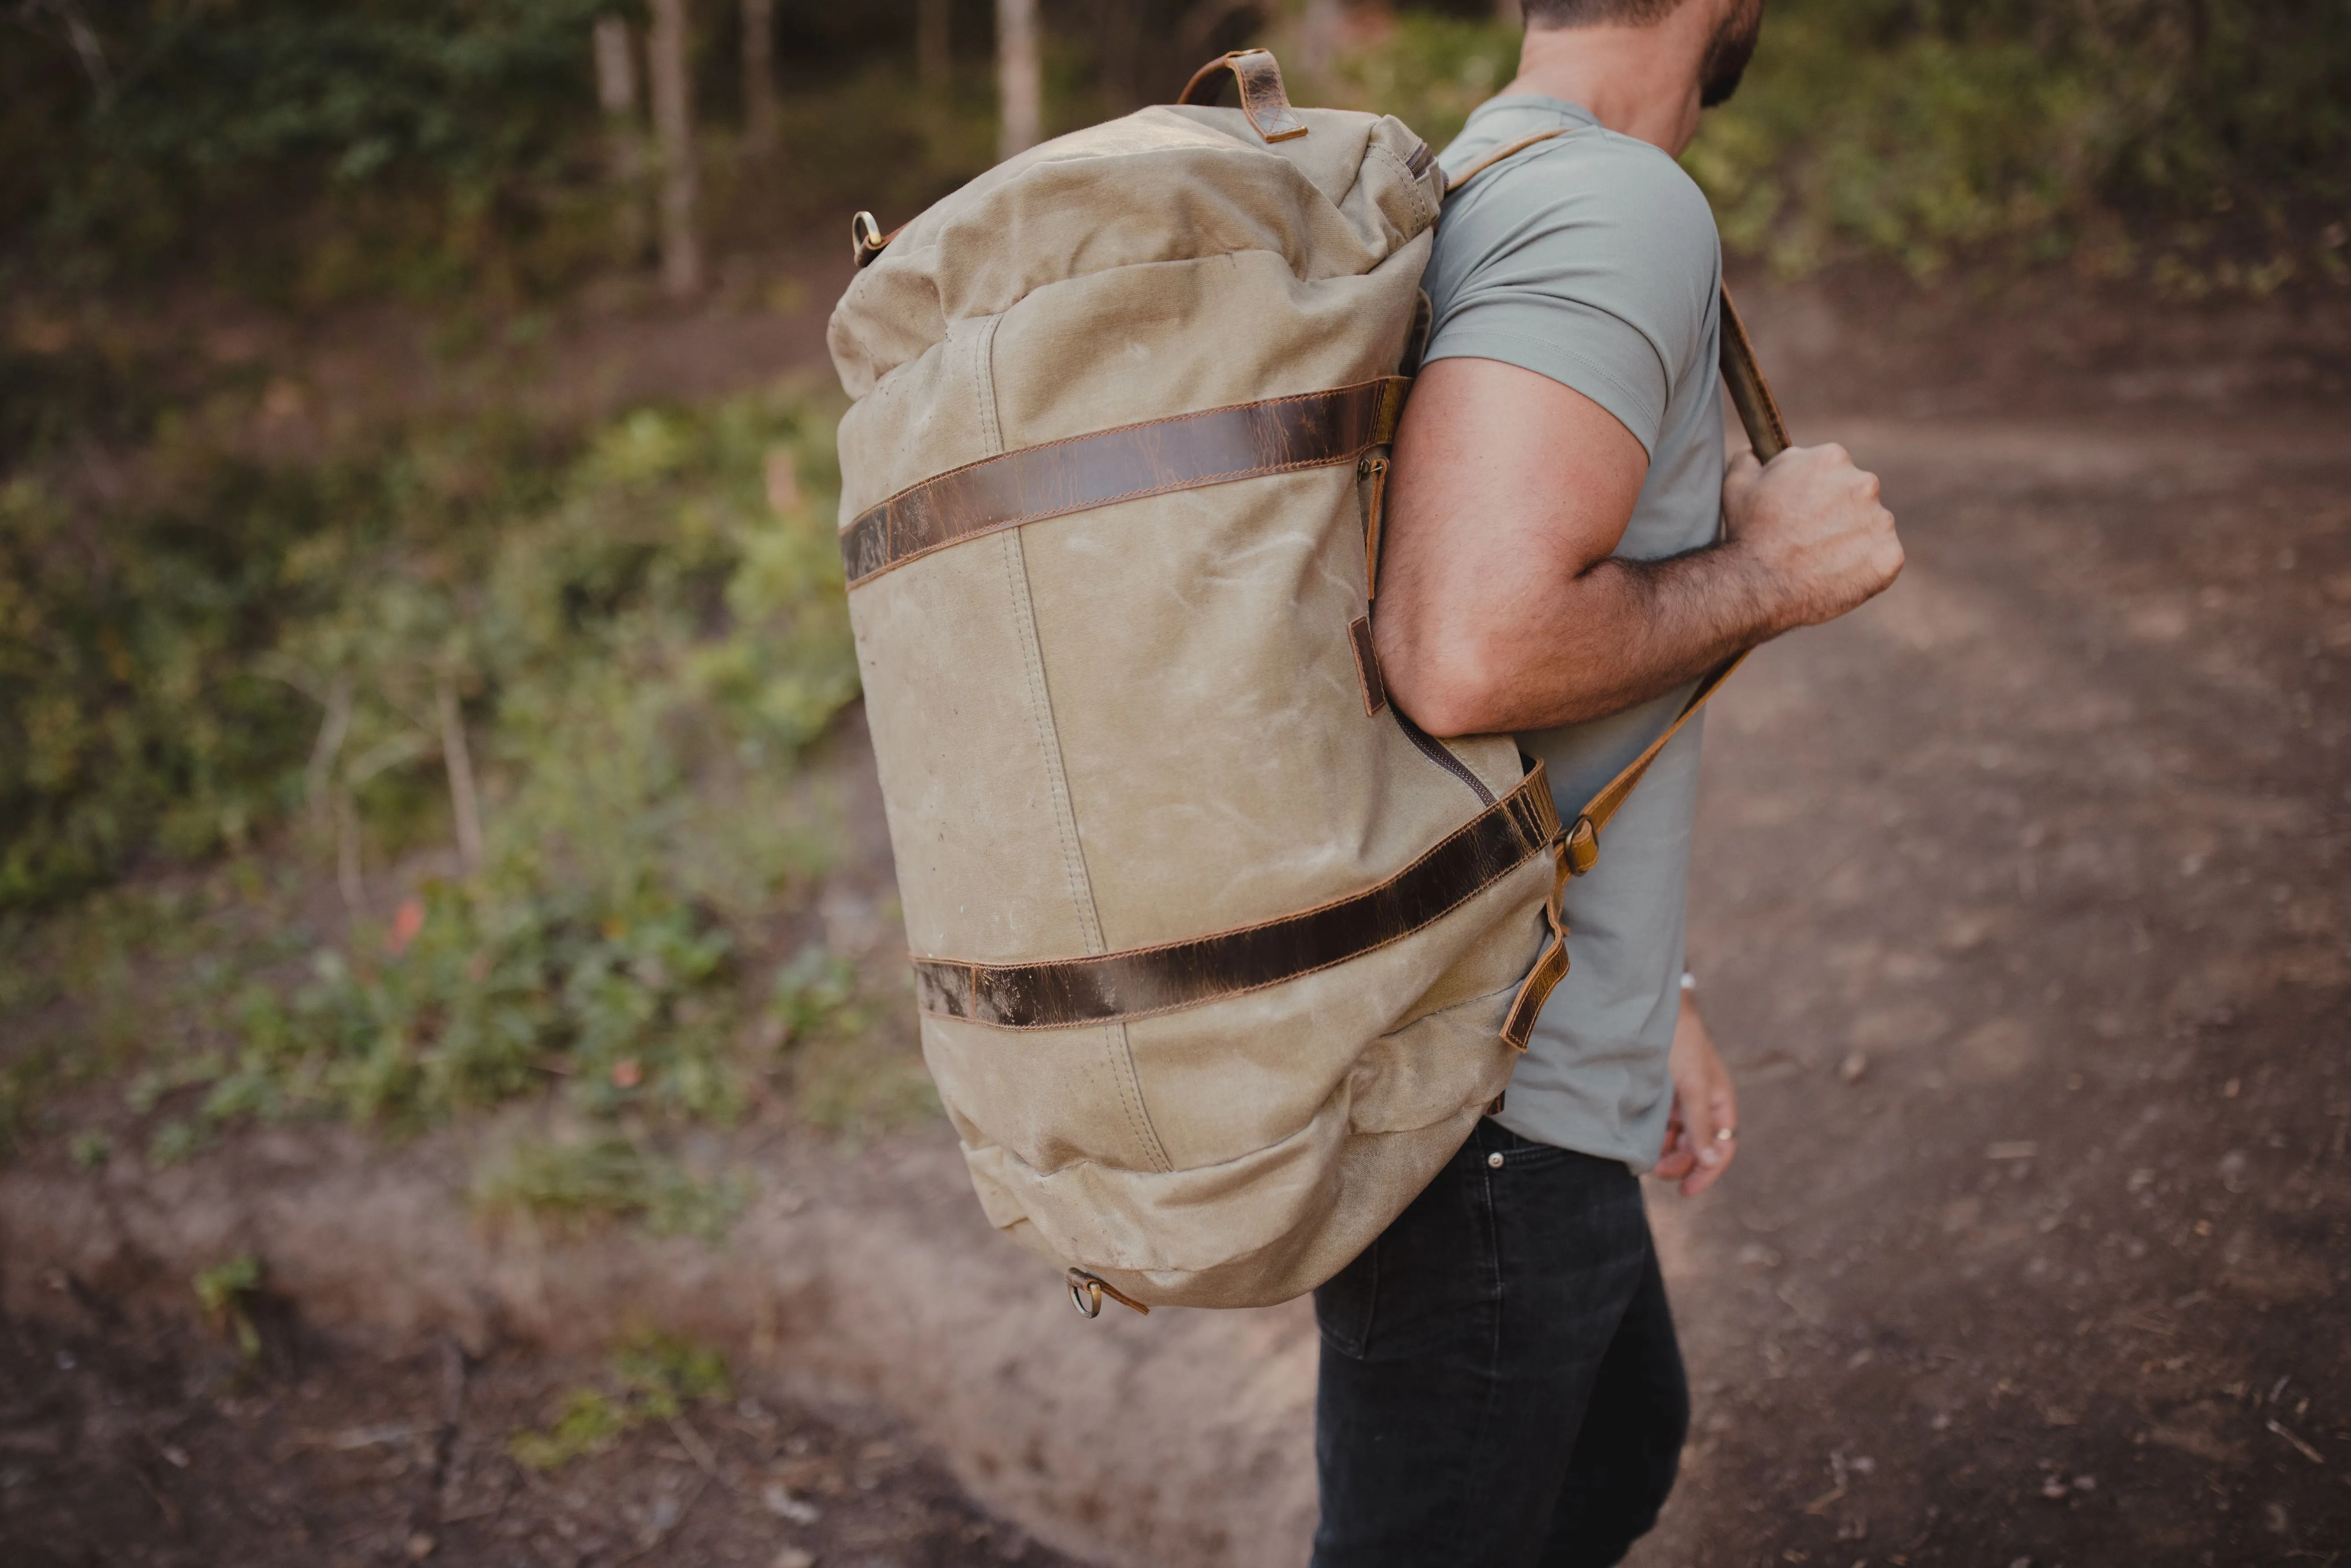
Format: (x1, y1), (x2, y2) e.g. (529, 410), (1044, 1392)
(1721, 442), (1903, 636)
(1653, 988), (1737, 1197)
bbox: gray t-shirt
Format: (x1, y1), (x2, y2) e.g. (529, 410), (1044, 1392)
(1427, 95), (1725, 1169)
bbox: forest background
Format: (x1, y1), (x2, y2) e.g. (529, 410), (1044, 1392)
(2, 0), (2347, 1206)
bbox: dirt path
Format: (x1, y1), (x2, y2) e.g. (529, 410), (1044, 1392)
(1635, 286), (2351, 1563)
(0, 1307), (1075, 1568)
(5, 273), (2346, 1567)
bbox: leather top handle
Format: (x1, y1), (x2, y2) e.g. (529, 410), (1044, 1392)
(1177, 49), (1309, 143)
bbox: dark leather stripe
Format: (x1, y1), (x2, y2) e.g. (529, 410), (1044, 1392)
(913, 765), (1562, 1030)
(841, 378), (1410, 588)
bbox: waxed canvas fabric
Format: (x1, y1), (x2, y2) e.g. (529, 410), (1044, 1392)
(828, 98), (1555, 1309)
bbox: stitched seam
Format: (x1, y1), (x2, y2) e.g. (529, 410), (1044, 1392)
(1363, 141), (1438, 233)
(1111, 1018), (1174, 1173)
(972, 312), (1006, 456)
(1465, 1153), (1507, 1538)
(1001, 525), (1170, 1173)
(914, 846), (1553, 1032)
(1003, 532), (1095, 950)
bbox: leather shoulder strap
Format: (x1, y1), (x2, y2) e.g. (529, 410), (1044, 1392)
(1176, 49), (1309, 143)
(1444, 127), (1570, 193)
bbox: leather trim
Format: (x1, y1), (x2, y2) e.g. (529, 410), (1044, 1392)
(1444, 128), (1570, 193)
(1719, 286), (1790, 462)
(1359, 452), (1390, 598)
(913, 766), (1564, 1030)
(1347, 615), (1387, 716)
(842, 378), (1411, 589)
(1176, 49), (1309, 142)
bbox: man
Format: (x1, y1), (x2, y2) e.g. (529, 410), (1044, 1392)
(1311, 1), (1904, 1563)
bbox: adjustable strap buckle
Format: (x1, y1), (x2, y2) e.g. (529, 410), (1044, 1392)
(1562, 814), (1598, 877)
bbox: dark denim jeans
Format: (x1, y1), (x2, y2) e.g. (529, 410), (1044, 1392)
(1311, 1119), (1688, 1568)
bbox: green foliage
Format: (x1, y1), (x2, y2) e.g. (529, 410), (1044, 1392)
(509, 1331), (730, 1470)
(508, 1387), (630, 1470)
(1, 383), (866, 1145)
(470, 1133), (749, 1240)
(193, 1253), (264, 1359)
(7, 0), (618, 296)
(1305, 14), (1524, 153)
(1312, 1), (2349, 287)
(1687, 0), (2351, 283)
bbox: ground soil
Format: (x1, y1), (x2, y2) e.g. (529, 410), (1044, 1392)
(5, 261), (2349, 1566)
(0, 1306), (1074, 1568)
(1636, 270), (2351, 1567)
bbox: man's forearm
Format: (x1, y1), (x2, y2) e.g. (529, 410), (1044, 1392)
(1382, 537), (1777, 737)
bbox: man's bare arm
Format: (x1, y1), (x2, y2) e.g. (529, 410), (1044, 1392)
(1373, 355), (1904, 738)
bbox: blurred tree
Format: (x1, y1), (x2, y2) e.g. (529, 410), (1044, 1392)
(998, 0), (1042, 158)
(742, 0), (778, 152)
(917, 0), (952, 89)
(647, 0), (702, 296)
(592, 15), (650, 261)
(1296, 0), (1344, 75)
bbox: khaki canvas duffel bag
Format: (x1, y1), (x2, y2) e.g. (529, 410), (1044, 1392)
(828, 50), (1783, 1314)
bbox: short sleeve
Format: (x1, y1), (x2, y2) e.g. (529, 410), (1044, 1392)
(1422, 134), (1721, 458)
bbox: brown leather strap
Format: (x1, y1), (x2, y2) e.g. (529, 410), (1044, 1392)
(1443, 128), (1572, 193)
(1176, 49), (1309, 143)
(841, 377), (1409, 588)
(1560, 652), (1745, 875)
(913, 766), (1563, 1030)
(1717, 285), (1788, 461)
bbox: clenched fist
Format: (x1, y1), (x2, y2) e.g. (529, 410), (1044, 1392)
(1722, 443), (1904, 635)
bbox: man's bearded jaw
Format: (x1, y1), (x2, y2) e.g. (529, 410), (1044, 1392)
(1699, 0), (1765, 107)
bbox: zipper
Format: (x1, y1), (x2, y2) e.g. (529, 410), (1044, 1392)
(1392, 708), (1496, 808)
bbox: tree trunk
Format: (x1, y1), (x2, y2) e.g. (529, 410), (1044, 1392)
(741, 0), (777, 152)
(996, 0), (1041, 162)
(648, 0), (703, 298)
(917, 0), (951, 90)
(592, 16), (649, 259)
(1496, 0), (1522, 23)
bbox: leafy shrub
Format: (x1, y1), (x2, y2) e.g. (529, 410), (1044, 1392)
(1309, 1), (2350, 287)
(7, 0), (617, 296)
(2, 382), (867, 1146)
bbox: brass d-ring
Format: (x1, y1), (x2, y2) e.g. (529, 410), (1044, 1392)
(851, 211), (889, 270)
(1064, 1268), (1149, 1318)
